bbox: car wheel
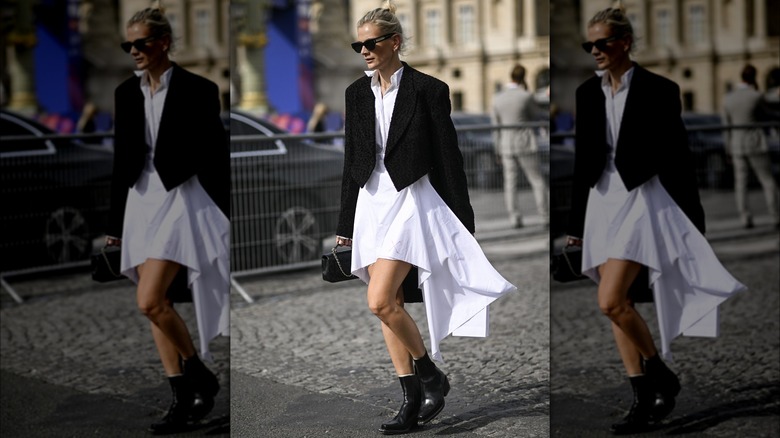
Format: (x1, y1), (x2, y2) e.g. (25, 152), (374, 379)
(274, 206), (321, 264)
(45, 206), (91, 263)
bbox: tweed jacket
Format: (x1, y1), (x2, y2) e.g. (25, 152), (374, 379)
(108, 63), (229, 237)
(567, 64), (705, 238)
(336, 62), (475, 238)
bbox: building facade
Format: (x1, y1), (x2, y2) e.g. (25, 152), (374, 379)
(350, 0), (550, 114)
(580, 0), (780, 114)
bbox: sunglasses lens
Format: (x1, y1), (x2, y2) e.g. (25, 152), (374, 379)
(581, 42), (593, 53)
(364, 40), (376, 51)
(351, 42), (362, 53)
(121, 42), (132, 53)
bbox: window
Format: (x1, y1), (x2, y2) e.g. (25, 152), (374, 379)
(195, 9), (212, 47)
(425, 9), (441, 47)
(688, 4), (706, 44)
(458, 4), (476, 45)
(683, 91), (694, 112)
(655, 8), (671, 47)
(452, 91), (463, 111)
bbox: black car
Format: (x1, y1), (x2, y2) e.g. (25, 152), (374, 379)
(0, 109), (114, 272)
(229, 110), (343, 271)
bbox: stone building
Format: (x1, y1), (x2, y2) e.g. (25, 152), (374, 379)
(349, 0), (550, 114)
(579, 0), (780, 114)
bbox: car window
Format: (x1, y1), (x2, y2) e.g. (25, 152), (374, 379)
(229, 113), (286, 158)
(0, 115), (57, 158)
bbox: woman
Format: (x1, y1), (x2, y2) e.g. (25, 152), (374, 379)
(337, 2), (516, 435)
(107, 7), (230, 434)
(566, 4), (746, 434)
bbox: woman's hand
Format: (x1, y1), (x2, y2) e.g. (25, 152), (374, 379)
(106, 236), (122, 247)
(336, 236), (352, 247)
(566, 236), (582, 247)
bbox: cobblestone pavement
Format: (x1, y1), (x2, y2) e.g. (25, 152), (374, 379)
(0, 273), (230, 436)
(230, 244), (550, 438)
(550, 190), (780, 437)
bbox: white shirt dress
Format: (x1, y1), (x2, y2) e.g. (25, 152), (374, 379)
(581, 68), (747, 360)
(350, 67), (517, 362)
(120, 68), (230, 362)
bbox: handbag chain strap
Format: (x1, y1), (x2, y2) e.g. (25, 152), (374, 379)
(562, 245), (586, 279)
(332, 246), (352, 278)
(101, 247), (123, 278)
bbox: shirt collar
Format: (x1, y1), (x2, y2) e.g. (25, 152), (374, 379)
(596, 66), (635, 92)
(135, 65), (175, 91)
(365, 65), (405, 91)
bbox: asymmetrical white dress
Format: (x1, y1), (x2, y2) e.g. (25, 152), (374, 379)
(120, 68), (230, 362)
(350, 67), (517, 362)
(581, 69), (746, 360)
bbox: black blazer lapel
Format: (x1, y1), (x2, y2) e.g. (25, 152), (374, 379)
(156, 64), (184, 148)
(384, 65), (417, 157)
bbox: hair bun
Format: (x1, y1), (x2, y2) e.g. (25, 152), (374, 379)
(382, 0), (397, 15)
(612, 0), (626, 14)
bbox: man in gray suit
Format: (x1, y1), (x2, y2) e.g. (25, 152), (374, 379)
(492, 64), (548, 228)
(722, 64), (779, 228)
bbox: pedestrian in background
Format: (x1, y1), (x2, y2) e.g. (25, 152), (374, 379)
(337, 1), (516, 434)
(492, 64), (549, 228)
(567, 3), (746, 434)
(722, 64), (780, 229)
(107, 7), (230, 434)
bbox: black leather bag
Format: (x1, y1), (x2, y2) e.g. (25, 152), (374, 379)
(551, 246), (653, 302)
(91, 246), (192, 303)
(91, 246), (125, 282)
(322, 246), (358, 282)
(551, 246), (588, 283)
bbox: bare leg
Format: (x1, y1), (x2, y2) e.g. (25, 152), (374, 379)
(367, 259), (426, 363)
(380, 287), (415, 376)
(137, 259), (196, 374)
(597, 259), (658, 369)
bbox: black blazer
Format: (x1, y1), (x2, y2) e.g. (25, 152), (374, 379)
(567, 64), (705, 238)
(336, 62), (475, 238)
(108, 63), (229, 237)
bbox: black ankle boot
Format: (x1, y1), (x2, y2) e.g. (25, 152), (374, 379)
(644, 354), (681, 422)
(379, 375), (421, 435)
(414, 353), (450, 424)
(183, 355), (220, 422)
(149, 375), (194, 435)
(610, 375), (655, 435)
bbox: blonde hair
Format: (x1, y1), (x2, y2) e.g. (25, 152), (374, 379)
(127, 7), (175, 54)
(588, 1), (636, 51)
(357, 1), (408, 54)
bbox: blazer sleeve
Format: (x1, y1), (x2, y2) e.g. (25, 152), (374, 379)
(657, 82), (706, 234)
(567, 84), (592, 239)
(428, 82), (476, 233)
(195, 80), (231, 219)
(336, 86), (361, 238)
(108, 85), (130, 238)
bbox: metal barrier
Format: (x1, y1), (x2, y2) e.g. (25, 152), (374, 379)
(1, 122), (549, 299)
(549, 121), (780, 237)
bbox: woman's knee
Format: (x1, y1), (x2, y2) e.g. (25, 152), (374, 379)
(599, 297), (630, 320)
(137, 296), (170, 320)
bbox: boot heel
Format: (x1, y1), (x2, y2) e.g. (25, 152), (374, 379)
(442, 375), (450, 397)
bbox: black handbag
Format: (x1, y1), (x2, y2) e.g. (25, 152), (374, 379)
(91, 246), (124, 282)
(551, 246), (588, 283)
(551, 246), (654, 302)
(91, 246), (192, 303)
(322, 246), (358, 282)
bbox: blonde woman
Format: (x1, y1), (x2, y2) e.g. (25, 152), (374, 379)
(108, 7), (230, 434)
(337, 2), (516, 434)
(567, 4), (746, 434)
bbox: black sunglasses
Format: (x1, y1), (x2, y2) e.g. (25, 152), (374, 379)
(121, 36), (156, 53)
(581, 36), (619, 53)
(351, 33), (395, 53)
